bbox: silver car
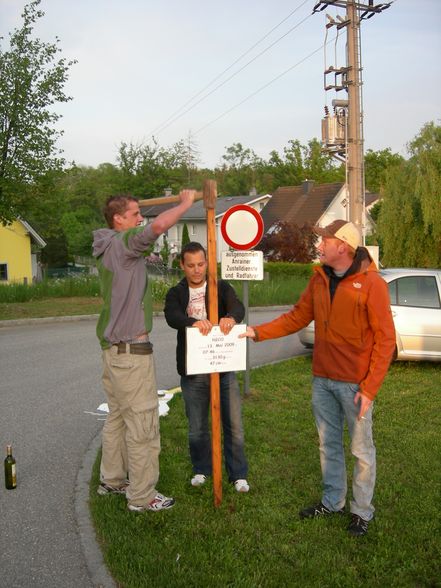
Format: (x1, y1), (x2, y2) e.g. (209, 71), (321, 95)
(298, 268), (441, 362)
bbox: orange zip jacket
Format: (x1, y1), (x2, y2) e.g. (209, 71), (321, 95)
(254, 258), (396, 400)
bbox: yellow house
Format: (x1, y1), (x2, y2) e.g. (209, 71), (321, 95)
(0, 218), (46, 284)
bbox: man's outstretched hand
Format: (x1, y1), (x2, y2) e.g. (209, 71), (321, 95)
(238, 326), (256, 339)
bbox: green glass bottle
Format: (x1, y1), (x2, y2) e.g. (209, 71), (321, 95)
(4, 444), (17, 490)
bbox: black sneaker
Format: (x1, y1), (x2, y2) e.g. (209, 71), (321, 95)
(299, 501), (345, 519)
(347, 514), (369, 536)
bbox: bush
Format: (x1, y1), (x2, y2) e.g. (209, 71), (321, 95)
(264, 261), (316, 279)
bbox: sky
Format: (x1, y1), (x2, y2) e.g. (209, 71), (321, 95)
(1, 0), (440, 170)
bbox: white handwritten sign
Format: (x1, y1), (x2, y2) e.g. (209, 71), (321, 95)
(185, 324), (247, 375)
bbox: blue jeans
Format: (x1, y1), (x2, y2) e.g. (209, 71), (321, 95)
(312, 377), (376, 521)
(180, 372), (248, 482)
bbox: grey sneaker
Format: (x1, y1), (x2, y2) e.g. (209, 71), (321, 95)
(128, 493), (175, 512)
(299, 502), (345, 519)
(97, 482), (128, 496)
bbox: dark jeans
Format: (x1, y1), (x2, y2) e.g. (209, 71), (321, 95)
(180, 372), (248, 482)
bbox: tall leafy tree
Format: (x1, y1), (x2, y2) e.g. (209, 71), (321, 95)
(0, 0), (76, 223)
(216, 142), (262, 196)
(377, 122), (441, 267)
(117, 139), (192, 197)
(25, 163), (124, 265)
(56, 163), (125, 259)
(302, 138), (345, 183)
(24, 169), (70, 266)
(181, 223), (190, 249)
(364, 148), (404, 193)
(226, 138), (345, 195)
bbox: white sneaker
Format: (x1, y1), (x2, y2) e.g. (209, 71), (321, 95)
(128, 493), (175, 512)
(234, 479), (250, 493)
(191, 474), (207, 487)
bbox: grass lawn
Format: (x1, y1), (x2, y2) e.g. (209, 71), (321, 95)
(0, 297), (165, 320)
(0, 297), (102, 319)
(0, 274), (309, 321)
(89, 357), (441, 588)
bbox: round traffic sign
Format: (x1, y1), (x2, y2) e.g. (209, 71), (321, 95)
(220, 204), (264, 250)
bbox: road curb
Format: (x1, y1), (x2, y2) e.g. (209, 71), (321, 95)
(0, 306), (292, 328)
(75, 428), (117, 588)
(0, 314), (100, 328)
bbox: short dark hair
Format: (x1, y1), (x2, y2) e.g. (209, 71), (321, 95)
(180, 241), (206, 262)
(103, 194), (138, 228)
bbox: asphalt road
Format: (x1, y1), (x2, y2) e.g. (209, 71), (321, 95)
(0, 309), (309, 587)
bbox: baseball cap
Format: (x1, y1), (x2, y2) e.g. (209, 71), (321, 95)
(314, 219), (361, 250)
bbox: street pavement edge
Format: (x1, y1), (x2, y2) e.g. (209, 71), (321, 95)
(0, 306), (291, 328)
(75, 428), (116, 588)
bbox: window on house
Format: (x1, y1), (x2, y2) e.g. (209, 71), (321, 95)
(190, 225), (196, 235)
(0, 263), (8, 281)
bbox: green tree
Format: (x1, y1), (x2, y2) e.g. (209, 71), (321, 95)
(248, 139), (344, 194)
(24, 163), (124, 265)
(117, 139), (194, 197)
(60, 208), (98, 258)
(216, 142), (261, 195)
(378, 122), (441, 267)
(364, 148), (404, 193)
(24, 169), (70, 266)
(300, 138), (345, 184)
(368, 201), (382, 223)
(0, 0), (76, 223)
(181, 223), (190, 249)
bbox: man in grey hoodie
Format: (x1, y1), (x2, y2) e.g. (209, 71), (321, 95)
(92, 190), (195, 512)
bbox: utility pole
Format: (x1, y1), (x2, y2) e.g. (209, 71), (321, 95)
(314, 0), (391, 232)
(346, 0), (363, 229)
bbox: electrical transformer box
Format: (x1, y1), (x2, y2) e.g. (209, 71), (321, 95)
(321, 115), (346, 147)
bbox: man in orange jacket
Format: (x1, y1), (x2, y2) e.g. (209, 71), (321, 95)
(241, 219), (395, 536)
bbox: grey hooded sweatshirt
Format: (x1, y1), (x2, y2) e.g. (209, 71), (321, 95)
(92, 224), (157, 349)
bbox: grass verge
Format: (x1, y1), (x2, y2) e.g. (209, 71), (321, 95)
(89, 357), (441, 587)
(0, 297), (103, 320)
(0, 298), (167, 320)
(0, 275), (309, 321)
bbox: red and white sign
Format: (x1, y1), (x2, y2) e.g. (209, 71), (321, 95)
(220, 205), (264, 250)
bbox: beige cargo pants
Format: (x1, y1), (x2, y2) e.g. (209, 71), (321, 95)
(100, 345), (160, 508)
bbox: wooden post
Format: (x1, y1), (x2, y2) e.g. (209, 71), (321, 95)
(203, 179), (222, 507)
(138, 192), (203, 207)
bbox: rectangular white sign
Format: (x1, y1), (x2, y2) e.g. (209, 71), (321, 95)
(221, 250), (264, 281)
(185, 324), (247, 375)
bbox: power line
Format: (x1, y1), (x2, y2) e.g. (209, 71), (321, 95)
(152, 11), (313, 137)
(194, 36), (336, 136)
(149, 0), (314, 137)
(148, 0), (311, 137)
